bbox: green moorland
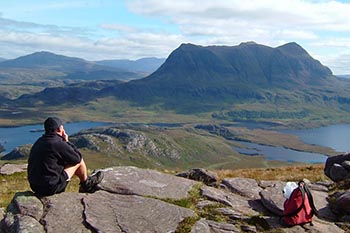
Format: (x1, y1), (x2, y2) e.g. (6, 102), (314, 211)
(2, 94), (350, 127)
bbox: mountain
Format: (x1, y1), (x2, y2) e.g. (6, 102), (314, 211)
(150, 42), (333, 86)
(9, 42), (350, 118)
(0, 51), (145, 100)
(0, 51), (134, 72)
(95, 57), (165, 74)
(0, 51), (99, 72)
(0, 57), (6, 62)
(99, 42), (339, 112)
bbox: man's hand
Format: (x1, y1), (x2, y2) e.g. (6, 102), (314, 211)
(62, 129), (69, 142)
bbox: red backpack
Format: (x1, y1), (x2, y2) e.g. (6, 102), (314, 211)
(282, 181), (318, 226)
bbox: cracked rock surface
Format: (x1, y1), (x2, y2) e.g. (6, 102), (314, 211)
(0, 166), (347, 233)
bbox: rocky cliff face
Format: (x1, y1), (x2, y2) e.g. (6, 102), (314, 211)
(1, 166), (348, 233)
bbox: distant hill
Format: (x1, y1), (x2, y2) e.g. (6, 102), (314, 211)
(0, 51), (147, 100)
(0, 57), (7, 62)
(0, 51), (97, 71)
(0, 52), (164, 100)
(0, 51), (143, 81)
(15, 80), (122, 106)
(95, 57), (165, 74)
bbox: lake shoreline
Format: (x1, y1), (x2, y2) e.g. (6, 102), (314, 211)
(0, 121), (344, 165)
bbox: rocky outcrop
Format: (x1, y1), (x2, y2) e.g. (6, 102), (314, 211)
(328, 189), (350, 222)
(324, 153), (350, 182)
(176, 168), (219, 186)
(98, 166), (197, 199)
(0, 145), (31, 161)
(0, 166), (346, 233)
(0, 163), (27, 175)
(70, 126), (181, 159)
(194, 124), (240, 140)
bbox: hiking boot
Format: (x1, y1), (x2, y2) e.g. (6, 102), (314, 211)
(79, 170), (104, 193)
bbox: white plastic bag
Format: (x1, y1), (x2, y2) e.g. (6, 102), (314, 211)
(283, 181), (298, 199)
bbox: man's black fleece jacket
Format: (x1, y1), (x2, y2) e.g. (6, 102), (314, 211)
(28, 132), (82, 190)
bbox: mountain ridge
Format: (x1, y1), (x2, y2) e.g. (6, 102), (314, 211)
(99, 41), (338, 112)
(4, 42), (350, 121)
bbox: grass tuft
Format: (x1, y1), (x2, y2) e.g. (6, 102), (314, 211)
(0, 172), (30, 209)
(175, 216), (200, 233)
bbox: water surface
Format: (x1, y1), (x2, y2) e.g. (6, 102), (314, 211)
(284, 124), (350, 153)
(0, 121), (110, 154)
(234, 141), (327, 163)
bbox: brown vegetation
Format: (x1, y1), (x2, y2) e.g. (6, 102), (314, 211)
(215, 164), (327, 182)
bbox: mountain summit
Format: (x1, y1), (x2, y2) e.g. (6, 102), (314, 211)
(150, 42), (332, 86)
(104, 42), (334, 111)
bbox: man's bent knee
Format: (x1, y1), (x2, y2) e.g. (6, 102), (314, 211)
(64, 160), (83, 180)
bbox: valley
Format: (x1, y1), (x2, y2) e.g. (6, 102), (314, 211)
(0, 41), (349, 171)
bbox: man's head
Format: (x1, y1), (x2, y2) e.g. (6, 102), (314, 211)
(44, 117), (63, 133)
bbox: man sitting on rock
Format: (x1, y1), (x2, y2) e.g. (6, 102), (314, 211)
(27, 117), (103, 196)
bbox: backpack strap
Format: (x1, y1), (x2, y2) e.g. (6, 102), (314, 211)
(282, 181), (306, 218)
(302, 182), (318, 216)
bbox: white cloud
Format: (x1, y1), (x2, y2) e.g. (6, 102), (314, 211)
(311, 38), (350, 48)
(0, 24), (182, 61)
(317, 53), (350, 75)
(1, 0), (350, 74)
(99, 23), (138, 33)
(126, 0), (350, 74)
(127, 0), (350, 33)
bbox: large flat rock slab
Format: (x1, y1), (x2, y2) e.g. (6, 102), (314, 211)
(200, 186), (262, 216)
(191, 218), (240, 233)
(83, 190), (195, 233)
(41, 193), (91, 233)
(222, 177), (263, 199)
(98, 166), (198, 199)
(259, 186), (285, 216)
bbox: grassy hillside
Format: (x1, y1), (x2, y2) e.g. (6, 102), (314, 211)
(3, 93), (350, 129)
(69, 125), (295, 171)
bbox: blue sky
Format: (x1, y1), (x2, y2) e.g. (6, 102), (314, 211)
(0, 0), (350, 74)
